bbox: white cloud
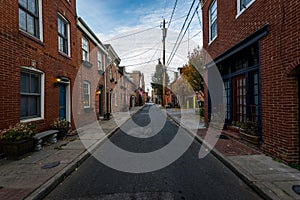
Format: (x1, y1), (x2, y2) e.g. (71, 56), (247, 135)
(81, 1), (203, 91)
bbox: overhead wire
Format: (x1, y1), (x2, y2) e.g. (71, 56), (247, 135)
(121, 42), (160, 60)
(104, 25), (160, 42)
(167, 0), (178, 29)
(167, 1), (200, 67)
(166, 0), (197, 66)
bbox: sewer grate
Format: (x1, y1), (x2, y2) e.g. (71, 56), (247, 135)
(293, 185), (300, 195)
(41, 161), (60, 169)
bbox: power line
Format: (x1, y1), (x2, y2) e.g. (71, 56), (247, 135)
(167, 0), (178, 29)
(121, 42), (160, 60)
(166, 0), (197, 66)
(104, 25), (160, 42)
(182, 31), (201, 43)
(196, 9), (202, 29)
(167, 2), (200, 67)
(124, 59), (158, 67)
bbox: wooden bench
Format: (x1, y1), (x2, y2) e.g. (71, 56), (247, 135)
(33, 130), (58, 151)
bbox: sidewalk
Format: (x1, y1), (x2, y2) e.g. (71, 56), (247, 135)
(0, 107), (142, 200)
(166, 108), (300, 200)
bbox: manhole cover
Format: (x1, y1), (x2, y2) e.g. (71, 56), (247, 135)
(218, 135), (229, 140)
(292, 185), (300, 195)
(41, 161), (60, 169)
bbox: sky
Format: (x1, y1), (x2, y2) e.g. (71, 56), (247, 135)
(77, 0), (203, 90)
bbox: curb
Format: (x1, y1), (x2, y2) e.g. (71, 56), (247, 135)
(25, 107), (143, 200)
(166, 112), (271, 200)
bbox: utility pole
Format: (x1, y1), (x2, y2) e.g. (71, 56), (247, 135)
(162, 19), (167, 107)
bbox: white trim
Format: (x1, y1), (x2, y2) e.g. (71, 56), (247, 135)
(66, 81), (71, 122)
(20, 66), (45, 123)
(39, 0), (43, 42)
(77, 18), (108, 55)
(236, 0), (256, 19)
(83, 81), (91, 108)
(18, 0), (44, 42)
(97, 49), (103, 70)
(82, 36), (90, 62)
(208, 0), (217, 44)
(58, 13), (71, 57)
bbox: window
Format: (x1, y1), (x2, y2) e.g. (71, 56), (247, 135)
(209, 0), (217, 42)
(83, 81), (90, 108)
(237, 0), (255, 15)
(98, 50), (103, 70)
(20, 68), (44, 120)
(58, 15), (70, 55)
(114, 68), (117, 81)
(249, 71), (260, 122)
(233, 75), (246, 123)
(224, 80), (231, 120)
(115, 91), (117, 106)
(19, 0), (43, 39)
(109, 67), (112, 80)
(82, 36), (89, 61)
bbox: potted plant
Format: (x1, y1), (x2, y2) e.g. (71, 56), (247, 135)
(0, 123), (37, 159)
(239, 119), (259, 145)
(52, 118), (71, 139)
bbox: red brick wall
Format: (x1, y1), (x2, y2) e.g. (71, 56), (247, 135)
(202, 0), (300, 163)
(0, 0), (78, 131)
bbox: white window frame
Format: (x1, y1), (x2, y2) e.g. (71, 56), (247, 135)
(83, 81), (91, 108)
(82, 36), (89, 62)
(209, 0), (217, 44)
(20, 66), (45, 123)
(58, 13), (71, 56)
(18, 0), (44, 41)
(97, 49), (103, 70)
(236, 0), (256, 18)
(109, 67), (112, 80)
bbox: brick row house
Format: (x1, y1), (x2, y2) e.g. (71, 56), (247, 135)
(202, 0), (300, 163)
(0, 0), (78, 131)
(0, 1), (136, 134)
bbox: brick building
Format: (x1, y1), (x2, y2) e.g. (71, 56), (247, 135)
(0, 0), (78, 130)
(202, 0), (300, 163)
(75, 17), (107, 125)
(129, 70), (145, 106)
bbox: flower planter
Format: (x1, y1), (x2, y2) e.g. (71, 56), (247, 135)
(2, 139), (34, 160)
(56, 127), (69, 140)
(240, 131), (259, 145)
(227, 125), (240, 133)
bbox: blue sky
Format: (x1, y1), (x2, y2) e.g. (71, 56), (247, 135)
(77, 0), (202, 89)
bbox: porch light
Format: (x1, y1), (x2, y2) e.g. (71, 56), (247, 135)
(54, 76), (62, 87)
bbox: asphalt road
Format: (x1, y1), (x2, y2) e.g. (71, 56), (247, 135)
(45, 105), (262, 200)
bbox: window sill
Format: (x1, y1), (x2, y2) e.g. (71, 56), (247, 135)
(19, 30), (44, 46)
(84, 107), (93, 112)
(208, 36), (217, 46)
(82, 60), (93, 68)
(59, 51), (71, 60)
(21, 117), (44, 123)
(236, 0), (256, 19)
(98, 69), (105, 75)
